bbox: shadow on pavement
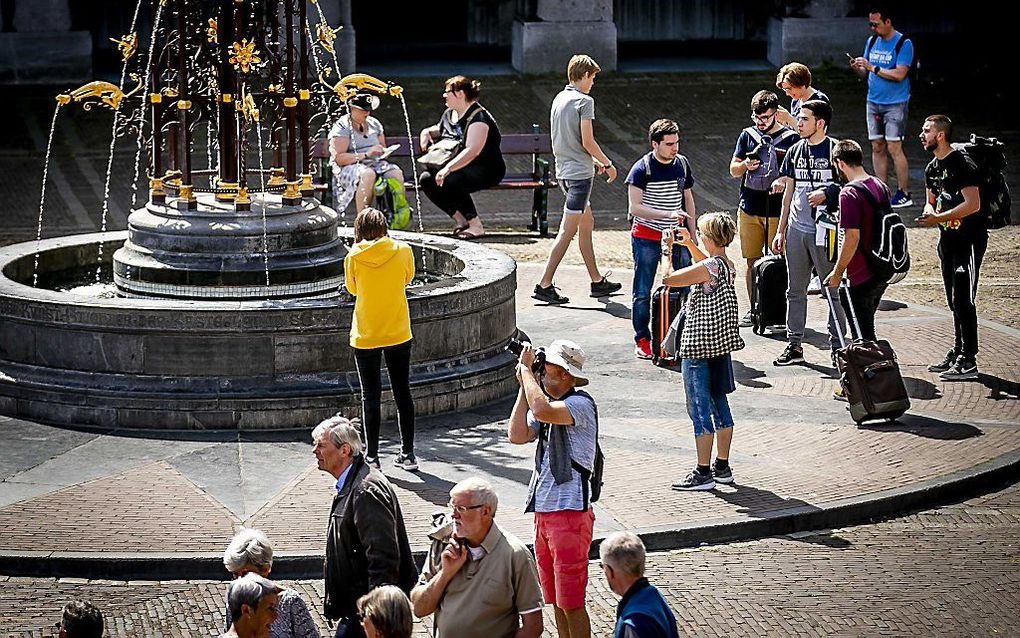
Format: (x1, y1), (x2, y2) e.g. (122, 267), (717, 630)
(565, 298), (631, 319)
(732, 359), (771, 389)
(860, 413), (984, 440)
(904, 376), (943, 400)
(388, 471), (458, 509)
(709, 482), (820, 518)
(980, 373), (1020, 402)
(879, 299), (908, 311)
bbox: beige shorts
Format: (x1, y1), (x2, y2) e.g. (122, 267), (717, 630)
(738, 209), (781, 260)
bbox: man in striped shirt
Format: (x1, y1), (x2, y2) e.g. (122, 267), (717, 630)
(625, 119), (697, 359)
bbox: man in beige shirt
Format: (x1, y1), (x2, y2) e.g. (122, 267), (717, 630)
(410, 478), (544, 638)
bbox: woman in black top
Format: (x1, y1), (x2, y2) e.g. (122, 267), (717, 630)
(418, 75), (505, 239)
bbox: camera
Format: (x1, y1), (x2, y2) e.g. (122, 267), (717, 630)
(506, 339), (546, 373)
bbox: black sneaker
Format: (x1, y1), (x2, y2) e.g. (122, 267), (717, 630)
(393, 453), (418, 471)
(364, 456), (381, 469)
(773, 344), (804, 366)
(939, 356), (978, 381)
(590, 275), (623, 297)
(533, 283), (569, 305)
(671, 470), (716, 491)
(927, 349), (958, 373)
(713, 464), (734, 485)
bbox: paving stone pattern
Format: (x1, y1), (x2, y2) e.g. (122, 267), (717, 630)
(2, 480), (1017, 637)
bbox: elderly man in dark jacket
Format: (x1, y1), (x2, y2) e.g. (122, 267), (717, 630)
(312, 415), (417, 638)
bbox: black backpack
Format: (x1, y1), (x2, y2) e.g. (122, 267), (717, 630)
(954, 135), (1012, 229)
(562, 389), (604, 506)
(845, 181), (911, 284)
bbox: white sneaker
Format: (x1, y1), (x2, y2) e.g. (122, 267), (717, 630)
(807, 276), (822, 295)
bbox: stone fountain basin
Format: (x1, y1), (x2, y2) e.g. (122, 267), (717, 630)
(0, 230), (517, 430)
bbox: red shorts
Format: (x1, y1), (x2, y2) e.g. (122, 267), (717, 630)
(534, 508), (595, 609)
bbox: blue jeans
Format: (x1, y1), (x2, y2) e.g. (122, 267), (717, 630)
(632, 235), (690, 342)
(682, 357), (735, 436)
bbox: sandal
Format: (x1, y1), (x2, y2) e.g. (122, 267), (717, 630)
(454, 229), (485, 241)
(450, 224), (469, 237)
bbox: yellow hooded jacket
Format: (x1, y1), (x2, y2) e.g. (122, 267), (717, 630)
(344, 236), (415, 349)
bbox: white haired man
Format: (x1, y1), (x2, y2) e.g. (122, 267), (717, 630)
(411, 477), (544, 637)
(508, 339), (598, 638)
(312, 415), (417, 638)
(599, 532), (678, 638)
(222, 573), (282, 638)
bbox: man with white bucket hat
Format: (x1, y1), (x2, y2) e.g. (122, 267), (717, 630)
(508, 339), (599, 638)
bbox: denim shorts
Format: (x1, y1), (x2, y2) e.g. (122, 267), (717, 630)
(866, 101), (909, 141)
(559, 177), (594, 214)
(682, 357), (735, 437)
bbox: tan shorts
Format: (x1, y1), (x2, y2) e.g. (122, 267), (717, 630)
(738, 209), (781, 260)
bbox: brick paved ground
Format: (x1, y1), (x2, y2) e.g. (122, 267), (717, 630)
(1, 262), (1017, 560)
(3, 479), (1017, 637)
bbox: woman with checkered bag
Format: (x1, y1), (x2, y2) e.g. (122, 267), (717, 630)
(661, 212), (744, 492)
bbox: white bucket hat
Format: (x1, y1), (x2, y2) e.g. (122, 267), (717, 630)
(543, 339), (588, 387)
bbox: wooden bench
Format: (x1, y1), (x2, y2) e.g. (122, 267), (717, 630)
(311, 132), (557, 236)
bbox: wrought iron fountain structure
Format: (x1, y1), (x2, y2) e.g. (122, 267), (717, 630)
(0, 0), (518, 430)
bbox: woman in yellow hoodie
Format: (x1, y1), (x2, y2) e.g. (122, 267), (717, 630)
(345, 208), (418, 471)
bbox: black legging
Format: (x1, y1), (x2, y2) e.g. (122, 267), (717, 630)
(419, 162), (504, 221)
(840, 276), (889, 342)
(353, 340), (415, 457)
(938, 233), (987, 358)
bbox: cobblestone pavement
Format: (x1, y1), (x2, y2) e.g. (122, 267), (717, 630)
(1, 262), (1017, 561)
(2, 70), (1017, 327)
(3, 479), (1017, 637)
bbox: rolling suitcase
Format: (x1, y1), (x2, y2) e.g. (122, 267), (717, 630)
(651, 283), (685, 367)
(827, 283), (910, 424)
(652, 229), (686, 367)
(750, 254), (787, 334)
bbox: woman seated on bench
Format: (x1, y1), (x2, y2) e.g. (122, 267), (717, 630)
(418, 76), (505, 240)
(329, 92), (411, 229)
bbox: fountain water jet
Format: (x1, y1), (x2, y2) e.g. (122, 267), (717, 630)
(0, 0), (518, 430)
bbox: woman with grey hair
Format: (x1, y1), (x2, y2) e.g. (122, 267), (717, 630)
(357, 585), (412, 638)
(223, 528), (318, 638)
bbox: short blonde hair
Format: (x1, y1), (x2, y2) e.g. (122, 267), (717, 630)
(357, 585), (412, 638)
(698, 212), (737, 248)
(567, 54), (601, 83)
(776, 62), (812, 89)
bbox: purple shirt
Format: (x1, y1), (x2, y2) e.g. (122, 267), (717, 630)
(838, 176), (885, 286)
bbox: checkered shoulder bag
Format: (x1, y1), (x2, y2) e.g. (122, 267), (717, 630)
(678, 256), (745, 359)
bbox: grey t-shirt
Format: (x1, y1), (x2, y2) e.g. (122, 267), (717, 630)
(550, 85), (596, 180)
(779, 137), (837, 234)
(526, 392), (598, 513)
(329, 114), (385, 157)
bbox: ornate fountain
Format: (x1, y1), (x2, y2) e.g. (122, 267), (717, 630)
(0, 0), (517, 430)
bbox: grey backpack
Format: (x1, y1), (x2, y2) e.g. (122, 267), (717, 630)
(743, 126), (797, 191)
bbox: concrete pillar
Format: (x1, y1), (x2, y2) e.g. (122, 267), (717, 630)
(316, 0), (355, 75)
(512, 0), (617, 74)
(0, 0), (90, 84)
(767, 0), (864, 68)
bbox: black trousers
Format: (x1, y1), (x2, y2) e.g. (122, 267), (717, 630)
(840, 276), (889, 342)
(353, 340), (415, 457)
(419, 162), (504, 221)
(937, 232), (988, 358)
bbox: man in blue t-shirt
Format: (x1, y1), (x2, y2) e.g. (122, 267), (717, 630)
(850, 8), (915, 209)
(625, 119), (697, 359)
(771, 100), (847, 368)
(730, 90), (798, 326)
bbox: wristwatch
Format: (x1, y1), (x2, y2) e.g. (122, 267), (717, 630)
(873, 67), (880, 76)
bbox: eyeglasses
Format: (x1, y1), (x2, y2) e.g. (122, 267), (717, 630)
(751, 111), (776, 123)
(868, 21), (881, 27)
(448, 502), (485, 514)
